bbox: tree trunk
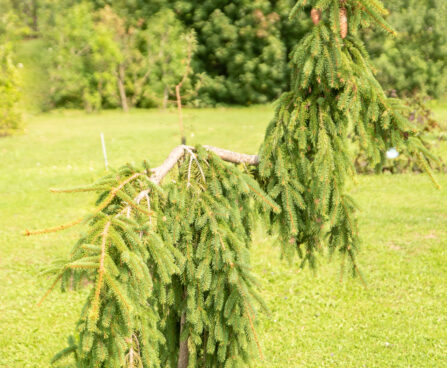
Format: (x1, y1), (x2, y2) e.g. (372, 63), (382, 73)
(176, 84), (186, 145)
(32, 0), (38, 33)
(163, 86), (169, 109)
(117, 64), (129, 113)
(177, 312), (189, 368)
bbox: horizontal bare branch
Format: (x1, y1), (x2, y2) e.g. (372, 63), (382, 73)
(150, 145), (259, 185)
(203, 145), (259, 166)
(150, 145), (188, 185)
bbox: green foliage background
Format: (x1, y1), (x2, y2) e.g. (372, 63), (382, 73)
(2, 0), (446, 114)
(0, 43), (21, 134)
(365, 0), (447, 98)
(0, 11), (23, 134)
(171, 0), (291, 105)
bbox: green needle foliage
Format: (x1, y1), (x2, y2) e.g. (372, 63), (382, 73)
(41, 148), (278, 367)
(30, 1), (439, 367)
(158, 147), (279, 367)
(48, 165), (181, 367)
(366, 0), (447, 98)
(259, 0), (439, 276)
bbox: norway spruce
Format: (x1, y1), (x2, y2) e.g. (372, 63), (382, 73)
(27, 1), (438, 367)
(259, 0), (438, 274)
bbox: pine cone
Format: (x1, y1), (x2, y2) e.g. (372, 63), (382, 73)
(339, 8), (348, 38)
(311, 8), (321, 25)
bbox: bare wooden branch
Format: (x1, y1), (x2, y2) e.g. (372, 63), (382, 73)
(150, 145), (259, 185)
(340, 7), (348, 39)
(203, 145), (259, 166)
(150, 145), (188, 184)
(177, 311), (189, 368)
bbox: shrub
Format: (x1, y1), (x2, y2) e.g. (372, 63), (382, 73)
(0, 11), (24, 135)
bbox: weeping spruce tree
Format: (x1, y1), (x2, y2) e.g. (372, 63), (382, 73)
(26, 1), (438, 367)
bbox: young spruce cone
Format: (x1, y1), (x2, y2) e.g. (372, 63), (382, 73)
(340, 7), (348, 38)
(311, 8), (322, 25)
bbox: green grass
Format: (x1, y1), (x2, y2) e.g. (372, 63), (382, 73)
(1, 105), (446, 367)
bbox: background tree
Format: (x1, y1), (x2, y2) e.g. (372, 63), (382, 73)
(4, 0), (446, 111)
(3, 0), (39, 34)
(39, 3), (195, 111)
(172, 0), (289, 105)
(366, 0), (447, 98)
(41, 3), (118, 111)
(141, 9), (195, 109)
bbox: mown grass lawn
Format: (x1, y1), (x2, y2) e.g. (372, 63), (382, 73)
(1, 105), (446, 367)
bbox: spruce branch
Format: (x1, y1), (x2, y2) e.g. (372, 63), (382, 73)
(183, 145), (206, 185)
(125, 334), (143, 368)
(37, 273), (63, 307)
(24, 217), (84, 236)
(25, 173), (145, 236)
(245, 306), (264, 361)
(89, 220), (111, 325)
(49, 185), (110, 193)
(149, 145), (259, 186)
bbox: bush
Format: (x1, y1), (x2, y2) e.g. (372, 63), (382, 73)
(366, 0), (447, 98)
(0, 10), (22, 135)
(172, 0), (290, 105)
(0, 45), (21, 135)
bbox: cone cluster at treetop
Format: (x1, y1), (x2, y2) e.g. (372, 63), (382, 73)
(27, 1), (439, 367)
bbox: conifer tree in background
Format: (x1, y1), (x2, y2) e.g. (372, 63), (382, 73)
(365, 0), (447, 98)
(8, 0), (446, 110)
(27, 1), (438, 367)
(172, 0), (289, 105)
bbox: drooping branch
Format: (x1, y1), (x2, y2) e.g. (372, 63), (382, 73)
(150, 145), (259, 185)
(25, 144), (259, 236)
